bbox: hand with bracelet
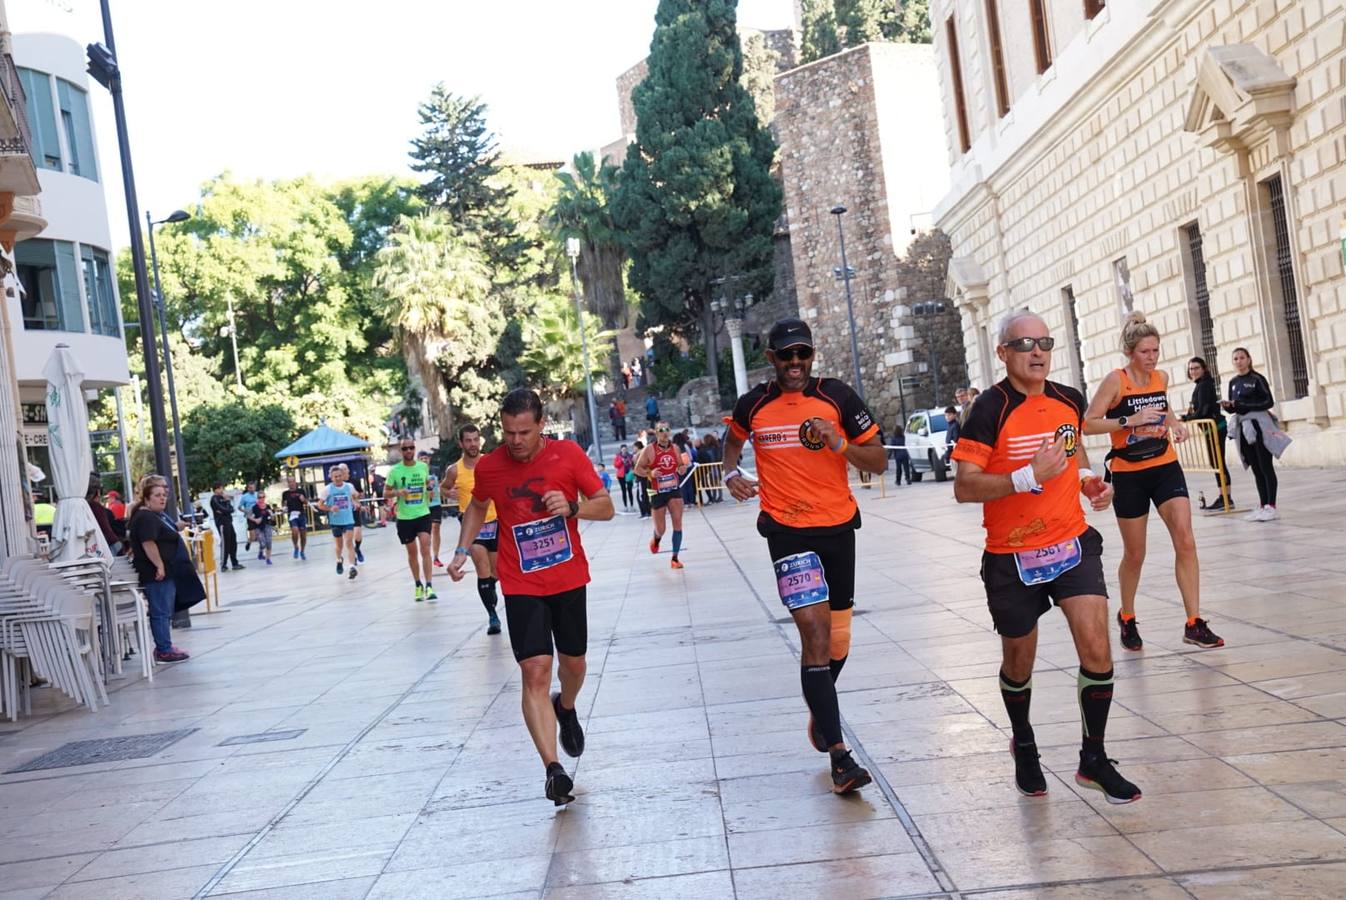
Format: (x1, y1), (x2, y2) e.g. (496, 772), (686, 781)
(723, 466), (759, 502)
(807, 417), (848, 455)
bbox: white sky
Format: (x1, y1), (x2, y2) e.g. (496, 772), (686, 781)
(15, 0), (797, 249)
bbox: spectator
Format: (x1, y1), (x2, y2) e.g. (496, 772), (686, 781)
(127, 474), (202, 663)
(598, 463), (614, 494)
(32, 492), (54, 538)
(633, 440), (652, 518)
(645, 393), (660, 429)
(247, 494), (276, 565)
(105, 489), (126, 521)
(698, 432), (723, 503)
(890, 426), (913, 485)
(608, 402), (627, 441)
(631, 356), (644, 386)
(85, 475), (123, 555)
(621, 364), (632, 389)
(210, 482), (244, 570)
(1182, 356), (1233, 511)
(1223, 347), (1285, 522)
(943, 406), (961, 466)
(613, 444), (634, 510)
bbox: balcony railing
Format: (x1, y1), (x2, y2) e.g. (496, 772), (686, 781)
(0, 52), (34, 164)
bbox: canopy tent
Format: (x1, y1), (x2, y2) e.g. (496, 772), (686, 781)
(43, 345), (111, 562)
(274, 421), (373, 489)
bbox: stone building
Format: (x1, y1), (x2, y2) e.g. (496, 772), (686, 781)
(775, 42), (966, 431)
(932, 0), (1346, 465)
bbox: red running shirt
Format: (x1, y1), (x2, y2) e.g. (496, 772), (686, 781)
(471, 438), (604, 596)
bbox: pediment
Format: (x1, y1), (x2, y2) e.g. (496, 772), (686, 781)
(1184, 44), (1296, 155)
(946, 256), (989, 311)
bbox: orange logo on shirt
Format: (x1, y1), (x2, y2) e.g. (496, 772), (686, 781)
(1055, 423), (1079, 456)
(798, 418), (826, 451)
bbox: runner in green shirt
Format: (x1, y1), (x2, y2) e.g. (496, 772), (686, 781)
(383, 439), (436, 601)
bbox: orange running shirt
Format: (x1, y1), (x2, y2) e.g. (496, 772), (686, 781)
(729, 377), (879, 532)
(951, 379), (1088, 554)
(1105, 368), (1178, 473)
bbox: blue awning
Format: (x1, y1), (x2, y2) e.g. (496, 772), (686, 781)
(274, 423), (371, 459)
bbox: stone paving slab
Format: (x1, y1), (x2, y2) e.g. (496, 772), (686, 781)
(0, 463), (1344, 897)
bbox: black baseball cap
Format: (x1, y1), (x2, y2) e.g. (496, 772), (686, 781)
(767, 318), (813, 351)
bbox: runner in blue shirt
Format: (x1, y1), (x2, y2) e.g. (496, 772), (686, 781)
(238, 482), (259, 558)
(319, 464), (362, 580)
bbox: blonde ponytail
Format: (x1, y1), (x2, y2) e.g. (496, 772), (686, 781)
(1121, 311), (1160, 354)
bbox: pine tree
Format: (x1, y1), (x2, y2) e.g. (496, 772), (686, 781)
(801, 0), (841, 63)
(614, 0), (782, 387)
(836, 0), (890, 44)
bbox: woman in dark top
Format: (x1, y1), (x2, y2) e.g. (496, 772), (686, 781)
(1221, 347), (1279, 521)
(1181, 357), (1233, 511)
(128, 475), (203, 662)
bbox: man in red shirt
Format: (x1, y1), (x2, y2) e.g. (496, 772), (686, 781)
(448, 388), (615, 805)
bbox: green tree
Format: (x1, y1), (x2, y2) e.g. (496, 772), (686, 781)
(408, 87), (522, 268)
(518, 289), (616, 411)
(614, 0), (782, 392)
(551, 152), (627, 382)
(180, 401), (295, 491)
(890, 0), (932, 43)
(801, 0), (841, 62)
(739, 31), (781, 129)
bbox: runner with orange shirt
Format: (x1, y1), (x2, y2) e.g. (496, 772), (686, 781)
(952, 309), (1141, 804)
(721, 318), (887, 795)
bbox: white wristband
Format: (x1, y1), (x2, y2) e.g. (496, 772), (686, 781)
(1011, 463), (1041, 494)
(1077, 468), (1096, 482)
(723, 468), (742, 483)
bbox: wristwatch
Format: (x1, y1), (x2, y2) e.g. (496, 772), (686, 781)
(567, 500), (580, 518)
(1118, 415), (1129, 428)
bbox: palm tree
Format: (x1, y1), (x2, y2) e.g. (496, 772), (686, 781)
(519, 290), (617, 438)
(551, 153), (628, 384)
(373, 211), (494, 438)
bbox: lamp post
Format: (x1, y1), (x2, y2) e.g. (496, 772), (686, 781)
(224, 294), (243, 388)
(710, 276), (751, 397)
(147, 209), (192, 512)
(565, 238), (603, 464)
(86, 1), (176, 513)
(913, 300), (948, 408)
(830, 205), (865, 400)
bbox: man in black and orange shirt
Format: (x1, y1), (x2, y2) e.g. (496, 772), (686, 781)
(448, 389), (614, 806)
(952, 310), (1142, 805)
(722, 318), (887, 795)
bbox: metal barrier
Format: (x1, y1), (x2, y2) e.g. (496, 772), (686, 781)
(1174, 418), (1234, 513)
(187, 529), (221, 611)
(692, 462), (723, 508)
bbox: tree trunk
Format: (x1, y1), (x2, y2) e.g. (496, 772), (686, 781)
(403, 337), (454, 441)
(579, 241), (628, 392)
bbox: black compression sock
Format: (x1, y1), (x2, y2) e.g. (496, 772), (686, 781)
(355, 540), (362, 552)
(829, 655), (847, 683)
(801, 665), (843, 748)
(1078, 666), (1114, 754)
(477, 577), (498, 612)
(1000, 669), (1035, 745)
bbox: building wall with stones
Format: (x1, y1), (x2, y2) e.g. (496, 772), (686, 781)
(933, 0), (1346, 465)
(775, 42), (966, 433)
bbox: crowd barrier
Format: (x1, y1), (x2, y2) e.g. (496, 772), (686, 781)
(1174, 417), (1235, 513)
(685, 459), (888, 505)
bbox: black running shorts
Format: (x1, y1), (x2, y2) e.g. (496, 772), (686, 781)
(765, 527), (856, 612)
(980, 526), (1108, 638)
(1111, 461), (1189, 519)
(504, 587), (587, 662)
(651, 490), (682, 510)
(395, 515), (433, 545)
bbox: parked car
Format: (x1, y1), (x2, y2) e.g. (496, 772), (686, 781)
(904, 408), (953, 482)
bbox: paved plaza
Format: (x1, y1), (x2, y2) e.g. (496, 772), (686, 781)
(2, 463), (1346, 898)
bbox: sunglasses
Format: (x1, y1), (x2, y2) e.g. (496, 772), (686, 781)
(656, 428), (671, 434)
(774, 346), (814, 362)
(1002, 337), (1056, 353)
(400, 446), (416, 452)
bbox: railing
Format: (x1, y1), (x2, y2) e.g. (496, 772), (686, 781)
(689, 460), (888, 505)
(1174, 418), (1234, 514)
(0, 52), (34, 163)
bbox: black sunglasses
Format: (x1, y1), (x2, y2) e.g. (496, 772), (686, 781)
(400, 446), (416, 452)
(774, 346), (814, 362)
(1002, 337), (1056, 353)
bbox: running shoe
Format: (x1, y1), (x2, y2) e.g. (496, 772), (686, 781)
(414, 584), (425, 602)
(1184, 617), (1224, 648)
(487, 612), (501, 635)
(1117, 613), (1143, 651)
(807, 715), (827, 753)
(1076, 751), (1141, 804)
(545, 762), (575, 806)
(265, 558), (273, 566)
(649, 536), (660, 554)
(425, 585), (438, 602)
(433, 557), (444, 568)
(348, 566), (358, 580)
(154, 647), (190, 663)
(829, 749), (871, 794)
(1243, 507), (1267, 522)
(231, 564), (245, 571)
(293, 548), (299, 559)
(1010, 738), (1047, 796)
(245, 540), (251, 551)
(553, 692), (585, 757)
(300, 551), (306, 560)
(258, 551), (264, 561)
(336, 560), (343, 575)
(356, 548), (365, 563)
(670, 558), (684, 570)
(1261, 506), (1280, 521)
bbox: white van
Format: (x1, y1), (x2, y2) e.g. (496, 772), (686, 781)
(903, 408), (955, 482)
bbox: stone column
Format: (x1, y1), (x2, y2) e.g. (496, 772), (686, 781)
(726, 317), (749, 398)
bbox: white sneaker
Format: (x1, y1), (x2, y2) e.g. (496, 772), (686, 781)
(1261, 506), (1280, 521)
(1243, 508), (1265, 522)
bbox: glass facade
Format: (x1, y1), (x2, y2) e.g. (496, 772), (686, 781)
(17, 67), (97, 182)
(15, 238), (119, 336)
(81, 246), (118, 337)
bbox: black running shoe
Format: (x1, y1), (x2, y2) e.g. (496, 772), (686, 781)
(486, 612), (501, 635)
(545, 762), (574, 806)
(1183, 617), (1224, 648)
(1076, 751), (1142, 804)
(807, 715), (827, 753)
(553, 692), (585, 757)
(1117, 613), (1143, 651)
(829, 749), (871, 795)
(1010, 738), (1047, 797)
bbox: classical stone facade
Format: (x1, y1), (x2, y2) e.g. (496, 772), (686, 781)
(933, 0), (1346, 465)
(775, 42), (966, 431)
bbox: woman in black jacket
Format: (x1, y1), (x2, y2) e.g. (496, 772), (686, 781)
(1220, 347), (1278, 521)
(1181, 357), (1233, 511)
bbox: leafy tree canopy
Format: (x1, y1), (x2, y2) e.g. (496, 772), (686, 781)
(614, 0), (782, 346)
(518, 288), (617, 405)
(181, 400), (295, 490)
(802, 0), (931, 63)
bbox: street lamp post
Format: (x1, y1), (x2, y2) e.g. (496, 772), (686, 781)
(147, 210), (191, 511)
(224, 295), (243, 388)
(86, 1), (176, 512)
(830, 205), (866, 400)
(565, 238), (603, 464)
